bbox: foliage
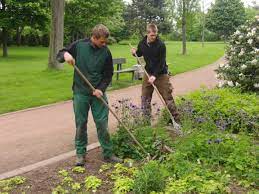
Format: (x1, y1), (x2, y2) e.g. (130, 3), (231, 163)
(112, 124), (173, 159)
(164, 168), (231, 193)
(0, 176), (26, 193)
(0, 0), (49, 30)
(215, 19), (259, 92)
(58, 169), (69, 177)
(206, 0), (246, 39)
(0, 0), (49, 54)
(123, 0), (170, 37)
(72, 166), (85, 174)
(133, 160), (168, 194)
(84, 176), (102, 192)
(177, 88), (259, 134)
(64, 0), (124, 43)
(3, 88), (258, 193)
(113, 177), (134, 194)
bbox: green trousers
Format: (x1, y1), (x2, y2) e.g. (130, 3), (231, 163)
(73, 93), (112, 158)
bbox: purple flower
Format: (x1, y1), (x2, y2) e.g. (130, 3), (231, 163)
(214, 138), (222, 144)
(196, 117), (206, 123)
(207, 139), (212, 144)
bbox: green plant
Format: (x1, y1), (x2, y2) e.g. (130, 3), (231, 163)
(215, 19), (259, 92)
(99, 163), (113, 173)
(84, 176), (102, 192)
(113, 177), (134, 194)
(61, 177), (73, 187)
(58, 169), (69, 177)
(133, 160), (168, 194)
(0, 176), (26, 192)
(112, 125), (173, 159)
(52, 185), (69, 194)
(72, 166), (85, 174)
(110, 163), (138, 180)
(177, 88), (259, 134)
(71, 182), (81, 191)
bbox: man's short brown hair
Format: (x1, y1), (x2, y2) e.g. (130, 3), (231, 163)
(91, 24), (110, 39)
(146, 23), (158, 33)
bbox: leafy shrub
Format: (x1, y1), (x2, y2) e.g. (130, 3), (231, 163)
(164, 169), (230, 193)
(84, 176), (102, 193)
(215, 18), (259, 92)
(0, 176), (26, 193)
(113, 177), (134, 194)
(177, 88), (259, 134)
(133, 160), (168, 194)
(111, 126), (173, 160)
(164, 130), (257, 187)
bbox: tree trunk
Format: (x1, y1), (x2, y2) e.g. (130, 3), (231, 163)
(16, 27), (23, 46)
(1, 0), (8, 57)
(182, 0), (187, 55)
(48, 0), (65, 69)
(2, 27), (8, 57)
(201, 0), (205, 48)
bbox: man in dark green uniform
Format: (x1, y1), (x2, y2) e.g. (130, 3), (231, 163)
(57, 24), (122, 166)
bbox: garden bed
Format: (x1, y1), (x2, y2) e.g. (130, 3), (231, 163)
(1, 88), (258, 194)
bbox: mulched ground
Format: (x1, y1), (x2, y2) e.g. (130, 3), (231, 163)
(9, 148), (116, 194)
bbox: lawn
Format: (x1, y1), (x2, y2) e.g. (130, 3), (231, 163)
(0, 41), (225, 114)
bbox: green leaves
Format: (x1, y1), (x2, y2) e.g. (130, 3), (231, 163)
(84, 176), (102, 192)
(215, 18), (259, 92)
(206, 0), (246, 39)
(0, 176), (26, 193)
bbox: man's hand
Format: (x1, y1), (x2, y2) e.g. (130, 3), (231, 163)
(131, 48), (137, 55)
(93, 89), (103, 98)
(64, 52), (75, 65)
(148, 75), (156, 84)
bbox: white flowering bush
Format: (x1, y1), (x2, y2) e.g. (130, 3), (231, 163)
(216, 18), (259, 92)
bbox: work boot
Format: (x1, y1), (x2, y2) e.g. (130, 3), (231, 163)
(75, 155), (86, 166)
(103, 155), (123, 163)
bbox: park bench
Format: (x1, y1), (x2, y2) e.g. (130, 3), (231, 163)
(112, 58), (135, 81)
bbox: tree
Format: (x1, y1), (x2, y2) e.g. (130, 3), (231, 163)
(170, 0), (200, 54)
(206, 0), (246, 41)
(0, 0), (8, 57)
(124, 0), (170, 37)
(0, 0), (49, 56)
(64, 0), (124, 43)
(48, 0), (64, 69)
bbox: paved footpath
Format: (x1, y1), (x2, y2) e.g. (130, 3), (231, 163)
(0, 57), (224, 174)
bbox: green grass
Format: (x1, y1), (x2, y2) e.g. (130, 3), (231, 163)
(0, 41), (225, 114)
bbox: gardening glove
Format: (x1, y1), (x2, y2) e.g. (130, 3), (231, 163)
(148, 75), (156, 84)
(93, 89), (103, 98)
(64, 52), (75, 66)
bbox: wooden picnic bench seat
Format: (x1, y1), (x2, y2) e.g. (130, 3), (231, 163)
(112, 58), (135, 81)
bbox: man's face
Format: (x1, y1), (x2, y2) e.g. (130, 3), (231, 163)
(92, 36), (108, 48)
(147, 30), (157, 43)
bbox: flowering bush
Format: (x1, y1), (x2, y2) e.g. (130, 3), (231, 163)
(177, 88), (259, 134)
(216, 18), (259, 92)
